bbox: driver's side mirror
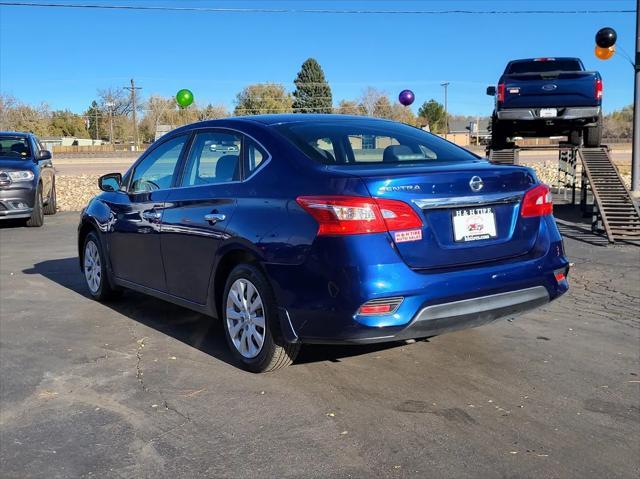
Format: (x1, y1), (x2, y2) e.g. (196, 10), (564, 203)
(36, 150), (52, 161)
(98, 173), (122, 192)
(486, 86), (496, 96)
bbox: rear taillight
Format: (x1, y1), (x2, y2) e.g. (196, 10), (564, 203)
(357, 297), (404, 316)
(595, 78), (603, 100)
(521, 184), (553, 218)
(497, 83), (505, 103)
(296, 195), (422, 236)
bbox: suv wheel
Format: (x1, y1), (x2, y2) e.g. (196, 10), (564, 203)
(569, 130), (582, 146)
(222, 264), (300, 372)
(83, 231), (120, 301)
(25, 184), (44, 227)
(44, 180), (57, 215)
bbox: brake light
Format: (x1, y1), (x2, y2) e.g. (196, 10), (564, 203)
(497, 83), (505, 103)
(521, 184), (553, 218)
(595, 78), (603, 100)
(296, 196), (422, 236)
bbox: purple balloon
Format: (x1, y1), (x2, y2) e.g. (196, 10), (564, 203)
(398, 89), (415, 106)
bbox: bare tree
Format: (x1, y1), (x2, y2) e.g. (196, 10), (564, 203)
(359, 87), (387, 116)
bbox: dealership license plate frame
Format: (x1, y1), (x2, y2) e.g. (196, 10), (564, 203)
(452, 207), (498, 242)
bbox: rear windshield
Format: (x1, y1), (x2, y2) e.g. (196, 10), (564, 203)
(506, 59), (583, 74)
(275, 120), (478, 166)
(0, 136), (31, 159)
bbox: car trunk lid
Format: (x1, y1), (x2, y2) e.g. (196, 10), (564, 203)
(331, 161), (540, 269)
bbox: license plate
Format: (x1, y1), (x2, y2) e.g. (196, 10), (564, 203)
(452, 207), (497, 242)
(539, 108), (557, 118)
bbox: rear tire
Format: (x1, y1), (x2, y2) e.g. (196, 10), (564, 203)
(222, 264), (300, 373)
(569, 130), (582, 146)
(43, 180), (57, 215)
(490, 117), (509, 148)
(584, 117), (602, 148)
(25, 184), (44, 227)
(83, 231), (121, 301)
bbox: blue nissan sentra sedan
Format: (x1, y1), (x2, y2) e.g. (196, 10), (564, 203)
(78, 115), (569, 372)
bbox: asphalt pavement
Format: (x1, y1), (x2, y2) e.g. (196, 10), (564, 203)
(0, 212), (638, 478)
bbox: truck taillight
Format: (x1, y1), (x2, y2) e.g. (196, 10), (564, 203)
(521, 184), (553, 218)
(296, 196), (422, 236)
(497, 83), (505, 103)
(595, 78), (603, 100)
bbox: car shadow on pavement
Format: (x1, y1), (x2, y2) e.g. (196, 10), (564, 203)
(23, 257), (408, 369)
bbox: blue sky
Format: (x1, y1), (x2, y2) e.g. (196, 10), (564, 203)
(0, 0), (636, 116)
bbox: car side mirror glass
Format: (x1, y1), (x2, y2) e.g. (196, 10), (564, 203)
(36, 150), (52, 161)
(99, 173), (122, 192)
(486, 86), (496, 96)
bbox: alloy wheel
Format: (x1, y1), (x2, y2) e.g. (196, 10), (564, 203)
(225, 278), (266, 359)
(84, 240), (102, 294)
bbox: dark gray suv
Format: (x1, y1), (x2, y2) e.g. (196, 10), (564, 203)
(0, 132), (56, 226)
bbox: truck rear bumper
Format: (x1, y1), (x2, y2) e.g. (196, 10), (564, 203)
(497, 106), (600, 121)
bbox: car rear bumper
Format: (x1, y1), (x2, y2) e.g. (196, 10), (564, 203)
(496, 106), (600, 121)
(267, 216), (569, 345)
(0, 187), (35, 219)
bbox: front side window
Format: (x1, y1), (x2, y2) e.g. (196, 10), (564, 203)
(130, 135), (187, 193)
(181, 131), (242, 186)
(0, 136), (31, 159)
(276, 120), (478, 166)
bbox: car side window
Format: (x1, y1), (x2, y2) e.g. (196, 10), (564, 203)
(129, 135), (187, 193)
(181, 131), (242, 186)
(245, 138), (267, 176)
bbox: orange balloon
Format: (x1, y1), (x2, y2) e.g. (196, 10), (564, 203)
(595, 45), (615, 60)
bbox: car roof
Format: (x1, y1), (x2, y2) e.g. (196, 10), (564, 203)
(173, 114), (394, 133)
(0, 131), (32, 138)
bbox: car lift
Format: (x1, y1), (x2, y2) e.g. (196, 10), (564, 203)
(486, 143), (640, 243)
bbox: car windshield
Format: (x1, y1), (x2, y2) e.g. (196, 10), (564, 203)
(506, 59), (583, 74)
(0, 136), (31, 159)
(275, 119), (478, 166)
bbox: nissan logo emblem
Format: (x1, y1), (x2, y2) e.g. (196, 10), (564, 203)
(542, 84), (558, 91)
(469, 176), (483, 192)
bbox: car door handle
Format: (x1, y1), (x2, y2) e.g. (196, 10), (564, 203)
(142, 210), (162, 222)
(204, 213), (226, 224)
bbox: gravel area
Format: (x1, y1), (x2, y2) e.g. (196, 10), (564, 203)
(54, 164), (632, 212)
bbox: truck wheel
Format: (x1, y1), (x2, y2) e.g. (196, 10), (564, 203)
(222, 264), (300, 373)
(584, 118), (602, 148)
(43, 180), (57, 215)
(569, 130), (582, 146)
(491, 124), (509, 148)
(25, 184), (44, 227)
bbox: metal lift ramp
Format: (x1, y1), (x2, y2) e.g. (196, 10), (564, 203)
(488, 147), (519, 164)
(578, 147), (640, 243)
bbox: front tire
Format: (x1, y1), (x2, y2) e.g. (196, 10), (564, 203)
(569, 130), (582, 146)
(25, 184), (44, 227)
(43, 180), (57, 215)
(83, 231), (120, 301)
(222, 264), (300, 373)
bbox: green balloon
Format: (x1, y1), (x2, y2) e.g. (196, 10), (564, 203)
(176, 89), (194, 108)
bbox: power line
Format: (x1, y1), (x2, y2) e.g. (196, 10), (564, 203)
(0, 2), (633, 14)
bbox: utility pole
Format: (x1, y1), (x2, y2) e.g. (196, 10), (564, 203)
(441, 81), (450, 139)
(105, 100), (115, 146)
(123, 79), (142, 151)
(476, 114), (480, 146)
(632, 0), (640, 194)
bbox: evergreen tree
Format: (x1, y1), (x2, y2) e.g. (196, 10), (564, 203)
(292, 58), (333, 113)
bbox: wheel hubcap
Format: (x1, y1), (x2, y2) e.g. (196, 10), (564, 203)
(84, 240), (101, 293)
(226, 278), (265, 359)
